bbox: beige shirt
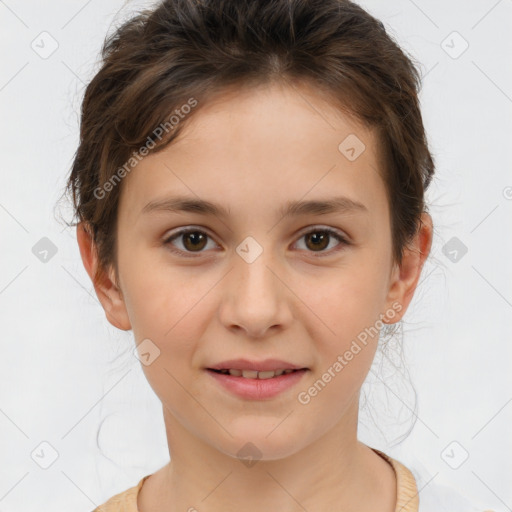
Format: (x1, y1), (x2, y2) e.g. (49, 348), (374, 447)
(93, 448), (419, 512)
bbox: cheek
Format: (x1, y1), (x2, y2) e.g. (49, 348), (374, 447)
(293, 274), (384, 416)
(125, 280), (207, 355)
(120, 264), (216, 400)
(295, 262), (388, 336)
(291, 260), (389, 393)
(123, 271), (209, 406)
(119, 239), (206, 337)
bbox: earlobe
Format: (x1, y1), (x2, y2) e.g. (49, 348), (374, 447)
(76, 222), (132, 331)
(382, 213), (433, 324)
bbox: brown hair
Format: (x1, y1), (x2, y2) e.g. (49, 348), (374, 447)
(64, 0), (435, 285)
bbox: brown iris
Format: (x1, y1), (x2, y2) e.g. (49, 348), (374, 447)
(182, 231), (208, 251)
(304, 231), (330, 251)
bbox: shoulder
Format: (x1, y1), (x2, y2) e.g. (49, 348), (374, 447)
(91, 475), (150, 512)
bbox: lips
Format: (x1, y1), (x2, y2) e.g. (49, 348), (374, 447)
(206, 366), (308, 400)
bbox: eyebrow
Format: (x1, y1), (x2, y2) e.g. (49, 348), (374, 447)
(140, 195), (368, 219)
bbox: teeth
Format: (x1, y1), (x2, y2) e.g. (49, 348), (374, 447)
(216, 369), (298, 378)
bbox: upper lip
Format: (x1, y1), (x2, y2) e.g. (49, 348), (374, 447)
(207, 358), (308, 372)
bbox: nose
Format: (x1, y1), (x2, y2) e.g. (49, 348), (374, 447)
(218, 249), (293, 339)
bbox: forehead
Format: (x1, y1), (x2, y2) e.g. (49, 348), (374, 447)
(118, 81), (388, 225)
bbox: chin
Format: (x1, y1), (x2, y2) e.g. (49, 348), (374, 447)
(213, 427), (307, 463)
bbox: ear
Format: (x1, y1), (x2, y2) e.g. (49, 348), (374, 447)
(382, 212), (433, 323)
(76, 222), (131, 331)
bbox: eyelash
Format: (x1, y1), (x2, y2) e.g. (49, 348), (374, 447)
(162, 226), (350, 258)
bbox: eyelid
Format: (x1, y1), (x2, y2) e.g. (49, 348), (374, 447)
(163, 225), (220, 256)
(292, 225), (351, 256)
(296, 224), (350, 242)
(163, 224), (351, 257)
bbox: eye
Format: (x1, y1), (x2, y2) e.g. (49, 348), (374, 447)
(163, 226), (350, 257)
(293, 226), (350, 256)
(163, 227), (218, 256)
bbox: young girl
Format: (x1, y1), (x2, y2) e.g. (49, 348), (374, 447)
(66, 0), (490, 510)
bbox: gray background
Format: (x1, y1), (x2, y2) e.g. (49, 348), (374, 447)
(1, 0), (511, 510)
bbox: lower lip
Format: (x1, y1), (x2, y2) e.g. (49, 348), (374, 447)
(206, 369), (308, 400)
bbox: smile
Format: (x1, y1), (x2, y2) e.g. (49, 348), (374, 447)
(209, 368), (300, 379)
(206, 368), (308, 400)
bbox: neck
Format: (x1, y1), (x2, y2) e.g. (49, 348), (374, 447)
(138, 397), (396, 512)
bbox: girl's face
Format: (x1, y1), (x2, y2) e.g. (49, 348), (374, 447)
(80, 81), (430, 462)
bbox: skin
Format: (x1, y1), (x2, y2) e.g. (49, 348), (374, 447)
(77, 80), (432, 512)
